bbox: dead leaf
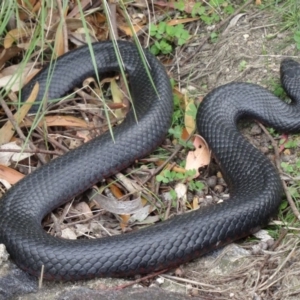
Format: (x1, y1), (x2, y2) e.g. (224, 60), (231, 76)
(0, 164), (24, 184)
(18, 0), (40, 20)
(0, 46), (22, 69)
(111, 79), (124, 119)
(115, 173), (142, 193)
(184, 97), (196, 135)
(74, 202), (93, 219)
(154, 0), (197, 14)
(4, 28), (34, 48)
(167, 18), (199, 26)
(192, 196), (199, 209)
(120, 214), (130, 231)
(93, 193), (144, 215)
(61, 228), (77, 240)
(118, 24), (144, 36)
(185, 135), (211, 178)
(155, 160), (186, 174)
(22, 115), (89, 128)
(0, 141), (33, 166)
(0, 82), (38, 146)
(223, 13), (247, 35)
(76, 130), (91, 143)
(0, 63), (40, 92)
(109, 182), (124, 199)
(175, 183), (187, 199)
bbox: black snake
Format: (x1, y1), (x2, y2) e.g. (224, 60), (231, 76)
(0, 41), (299, 281)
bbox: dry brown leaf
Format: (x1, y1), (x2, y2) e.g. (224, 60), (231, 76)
(184, 97), (196, 135)
(0, 46), (22, 69)
(120, 214), (130, 231)
(4, 28), (34, 48)
(109, 182), (124, 199)
(118, 24), (143, 36)
(185, 135), (211, 178)
(74, 202), (93, 219)
(54, 26), (65, 57)
(155, 160), (186, 174)
(0, 82), (38, 146)
(155, 0), (197, 14)
(18, 0), (40, 20)
(53, 6), (69, 57)
(167, 17), (198, 26)
(22, 115), (88, 128)
(0, 141), (33, 166)
(0, 164), (24, 185)
(111, 79), (124, 119)
(76, 130), (91, 143)
(180, 127), (190, 141)
(0, 63), (40, 92)
(192, 196), (199, 210)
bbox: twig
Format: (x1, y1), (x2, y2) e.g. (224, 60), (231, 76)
(0, 97), (47, 164)
(258, 122), (300, 220)
(109, 269), (169, 291)
(0, 148), (62, 156)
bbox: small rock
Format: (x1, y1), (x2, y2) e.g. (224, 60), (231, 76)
(0, 244), (9, 264)
(207, 176), (217, 188)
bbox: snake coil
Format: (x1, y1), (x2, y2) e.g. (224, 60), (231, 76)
(0, 41), (299, 281)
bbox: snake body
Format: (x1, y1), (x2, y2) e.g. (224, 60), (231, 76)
(0, 41), (299, 281)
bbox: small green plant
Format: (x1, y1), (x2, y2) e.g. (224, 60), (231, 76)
(238, 60), (247, 71)
(280, 139), (298, 149)
(156, 169), (204, 193)
(188, 180), (205, 192)
(156, 169), (195, 183)
(294, 31), (300, 50)
(150, 22), (190, 55)
(168, 125), (194, 148)
(281, 159), (300, 176)
(174, 0), (234, 23)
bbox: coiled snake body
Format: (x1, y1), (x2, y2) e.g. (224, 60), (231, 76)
(0, 41), (299, 281)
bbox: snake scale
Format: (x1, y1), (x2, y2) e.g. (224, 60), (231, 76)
(0, 41), (299, 281)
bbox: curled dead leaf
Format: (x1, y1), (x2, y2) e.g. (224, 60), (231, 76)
(185, 135), (211, 178)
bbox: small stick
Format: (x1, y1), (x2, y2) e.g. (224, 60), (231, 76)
(0, 97), (47, 164)
(258, 122), (300, 220)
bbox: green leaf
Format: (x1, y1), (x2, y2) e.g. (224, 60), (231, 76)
(169, 189), (177, 201)
(224, 5), (234, 15)
(293, 31), (300, 42)
(191, 3), (205, 18)
(149, 24), (157, 36)
(201, 15), (213, 25)
(174, 0), (185, 11)
(166, 24), (176, 37)
(158, 22), (167, 34)
(186, 102), (197, 118)
(279, 200), (288, 210)
(150, 44), (160, 55)
(160, 40), (172, 54)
